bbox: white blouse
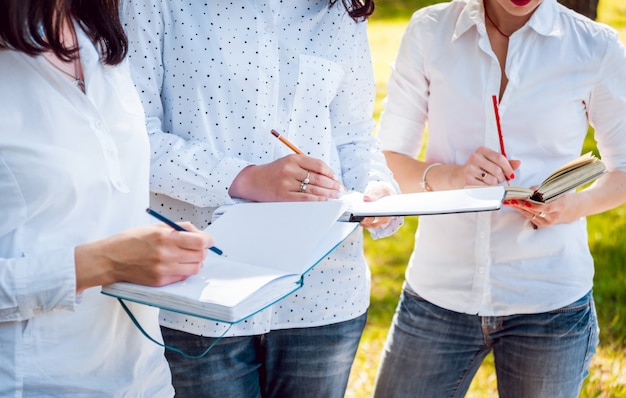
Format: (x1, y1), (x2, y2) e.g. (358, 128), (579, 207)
(0, 27), (173, 396)
(125, 0), (397, 336)
(378, 0), (626, 315)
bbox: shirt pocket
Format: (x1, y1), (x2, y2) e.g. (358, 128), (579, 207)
(288, 54), (345, 160)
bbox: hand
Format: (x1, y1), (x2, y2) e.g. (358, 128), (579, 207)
(503, 193), (577, 229)
(359, 181), (396, 229)
(462, 146), (520, 187)
(75, 223), (214, 292)
(229, 154), (343, 202)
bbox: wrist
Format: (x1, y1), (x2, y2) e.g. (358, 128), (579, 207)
(74, 240), (116, 292)
(421, 163), (441, 192)
(229, 165), (256, 199)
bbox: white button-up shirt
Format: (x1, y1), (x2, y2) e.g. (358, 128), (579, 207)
(125, 0), (398, 336)
(378, 0), (626, 315)
(0, 26), (173, 396)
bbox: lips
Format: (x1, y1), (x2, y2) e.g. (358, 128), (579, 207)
(511, 0), (532, 6)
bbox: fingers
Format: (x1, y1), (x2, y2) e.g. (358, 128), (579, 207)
(296, 154), (337, 180)
(358, 182), (397, 229)
(293, 168), (343, 199)
(144, 228), (209, 284)
(467, 147), (519, 185)
(230, 155), (342, 202)
(174, 222), (215, 248)
(360, 215), (392, 229)
(363, 181), (396, 201)
(282, 155), (342, 200)
(503, 199), (552, 229)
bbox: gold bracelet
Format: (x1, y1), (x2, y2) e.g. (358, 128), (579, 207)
(421, 163), (441, 192)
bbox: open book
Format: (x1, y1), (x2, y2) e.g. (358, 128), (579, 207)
(101, 186), (505, 323)
(504, 153), (607, 203)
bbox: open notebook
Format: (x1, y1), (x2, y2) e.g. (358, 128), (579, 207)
(340, 186), (505, 221)
(102, 200), (357, 323)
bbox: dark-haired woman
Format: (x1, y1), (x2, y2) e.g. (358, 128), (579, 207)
(0, 1), (213, 395)
(124, 0), (399, 397)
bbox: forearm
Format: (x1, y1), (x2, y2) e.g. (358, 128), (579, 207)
(570, 171), (626, 220)
(383, 151), (464, 193)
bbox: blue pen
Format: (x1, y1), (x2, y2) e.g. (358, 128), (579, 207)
(146, 208), (225, 256)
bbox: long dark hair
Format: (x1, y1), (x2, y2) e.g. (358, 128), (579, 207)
(331, 0), (375, 21)
(0, 0), (127, 65)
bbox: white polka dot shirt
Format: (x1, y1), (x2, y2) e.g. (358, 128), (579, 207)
(125, 0), (397, 336)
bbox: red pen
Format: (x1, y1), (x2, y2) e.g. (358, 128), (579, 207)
(492, 95), (511, 185)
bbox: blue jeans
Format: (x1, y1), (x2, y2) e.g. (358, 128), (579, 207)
(373, 286), (598, 398)
(162, 312), (367, 398)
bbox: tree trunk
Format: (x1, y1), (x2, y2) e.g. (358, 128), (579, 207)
(558, 0), (599, 20)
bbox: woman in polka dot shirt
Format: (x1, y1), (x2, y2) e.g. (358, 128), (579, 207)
(124, 0), (401, 396)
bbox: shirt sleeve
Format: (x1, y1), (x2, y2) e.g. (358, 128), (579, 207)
(0, 160), (76, 322)
(588, 30), (626, 172)
(0, 251), (77, 322)
(331, 20), (400, 195)
(124, 0), (250, 208)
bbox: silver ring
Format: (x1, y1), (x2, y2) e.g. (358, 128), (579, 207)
(372, 217), (379, 224)
(538, 212), (546, 218)
(299, 181), (308, 192)
(531, 214), (537, 221)
(302, 171), (310, 185)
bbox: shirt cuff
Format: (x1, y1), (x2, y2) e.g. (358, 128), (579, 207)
(368, 216), (404, 240)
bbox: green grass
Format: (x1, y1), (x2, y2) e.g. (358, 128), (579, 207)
(347, 1), (626, 396)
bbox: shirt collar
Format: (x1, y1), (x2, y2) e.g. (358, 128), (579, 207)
(453, 0), (562, 42)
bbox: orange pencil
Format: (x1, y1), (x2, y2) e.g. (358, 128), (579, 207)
(271, 129), (304, 154)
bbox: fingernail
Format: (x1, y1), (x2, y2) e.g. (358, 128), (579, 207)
(524, 202), (532, 208)
(511, 200), (518, 205)
(502, 200), (510, 205)
(510, 173), (515, 179)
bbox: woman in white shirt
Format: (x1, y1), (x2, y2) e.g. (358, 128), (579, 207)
(124, 0), (400, 396)
(373, 0), (626, 396)
(0, 1), (213, 395)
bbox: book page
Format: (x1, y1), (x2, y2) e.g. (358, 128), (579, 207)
(206, 200), (353, 274)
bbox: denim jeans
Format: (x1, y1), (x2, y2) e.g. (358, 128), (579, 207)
(373, 286), (598, 398)
(162, 312), (367, 398)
